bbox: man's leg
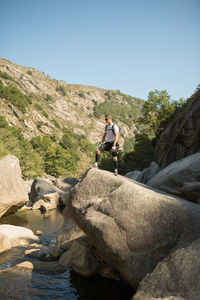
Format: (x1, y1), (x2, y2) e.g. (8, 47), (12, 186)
(94, 148), (100, 168)
(112, 151), (118, 175)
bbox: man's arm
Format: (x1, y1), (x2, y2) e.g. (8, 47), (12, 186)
(102, 132), (107, 143)
(113, 132), (119, 146)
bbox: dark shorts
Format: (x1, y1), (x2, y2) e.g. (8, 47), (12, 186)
(98, 142), (119, 157)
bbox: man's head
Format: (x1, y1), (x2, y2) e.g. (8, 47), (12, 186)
(105, 114), (112, 125)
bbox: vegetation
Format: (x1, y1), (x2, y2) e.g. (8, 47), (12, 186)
(31, 128), (95, 177)
(94, 91), (144, 127)
(0, 115), (44, 178)
(0, 80), (30, 113)
(0, 114), (95, 179)
(56, 85), (66, 96)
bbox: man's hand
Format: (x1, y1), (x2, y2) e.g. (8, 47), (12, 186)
(112, 145), (116, 152)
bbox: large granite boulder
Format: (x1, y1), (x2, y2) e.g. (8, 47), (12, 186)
(147, 152), (200, 203)
(156, 90), (200, 168)
(29, 178), (69, 206)
(136, 162), (160, 184)
(0, 224), (39, 254)
(69, 168), (200, 289)
(57, 207), (85, 250)
(0, 155), (28, 218)
(53, 177), (79, 192)
(133, 239), (200, 300)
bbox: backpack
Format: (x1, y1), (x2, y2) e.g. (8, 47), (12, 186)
(105, 124), (117, 135)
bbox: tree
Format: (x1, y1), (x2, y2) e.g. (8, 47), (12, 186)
(138, 89), (175, 138)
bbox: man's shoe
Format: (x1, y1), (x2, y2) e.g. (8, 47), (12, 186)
(90, 164), (98, 169)
(114, 170), (118, 176)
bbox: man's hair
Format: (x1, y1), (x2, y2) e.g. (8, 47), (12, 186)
(105, 114), (112, 120)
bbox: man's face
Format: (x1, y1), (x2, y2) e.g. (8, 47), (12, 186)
(105, 117), (112, 124)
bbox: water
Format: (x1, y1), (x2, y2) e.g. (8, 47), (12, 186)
(0, 210), (134, 300)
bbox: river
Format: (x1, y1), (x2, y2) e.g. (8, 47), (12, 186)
(0, 209), (134, 300)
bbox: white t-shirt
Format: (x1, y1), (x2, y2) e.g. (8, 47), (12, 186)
(105, 124), (119, 142)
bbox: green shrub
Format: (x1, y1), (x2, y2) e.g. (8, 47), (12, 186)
(51, 119), (61, 128)
(42, 110), (48, 118)
(34, 103), (42, 110)
(56, 85), (66, 96)
(0, 81), (29, 113)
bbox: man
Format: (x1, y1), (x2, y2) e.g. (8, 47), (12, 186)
(93, 114), (119, 175)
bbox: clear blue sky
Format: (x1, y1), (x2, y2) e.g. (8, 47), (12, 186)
(0, 0), (199, 101)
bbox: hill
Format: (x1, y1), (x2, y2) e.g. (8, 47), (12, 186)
(0, 58), (145, 178)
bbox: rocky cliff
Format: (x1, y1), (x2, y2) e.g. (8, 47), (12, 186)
(156, 89), (200, 168)
(0, 57), (144, 146)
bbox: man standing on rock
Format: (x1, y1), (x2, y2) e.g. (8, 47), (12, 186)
(92, 114), (119, 175)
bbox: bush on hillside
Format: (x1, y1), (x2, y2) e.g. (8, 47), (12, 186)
(0, 81), (29, 113)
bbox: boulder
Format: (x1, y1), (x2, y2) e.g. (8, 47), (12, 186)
(59, 237), (99, 277)
(147, 153), (200, 203)
(133, 239), (200, 300)
(40, 192), (60, 211)
(53, 177), (79, 192)
(69, 168), (200, 289)
(0, 261), (67, 274)
(50, 244), (64, 259)
(137, 161), (160, 184)
(0, 155), (28, 218)
(29, 178), (69, 206)
(0, 224), (39, 254)
(125, 170), (142, 181)
(156, 90), (200, 168)
(57, 207), (85, 250)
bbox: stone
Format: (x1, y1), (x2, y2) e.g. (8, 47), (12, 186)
(156, 91), (200, 168)
(29, 178), (66, 205)
(25, 246), (48, 258)
(56, 207), (85, 251)
(137, 161), (160, 184)
(69, 168), (200, 289)
(0, 155), (28, 218)
(133, 239), (200, 300)
(0, 224), (39, 254)
(32, 199), (46, 210)
(59, 237), (99, 277)
(53, 177), (79, 192)
(148, 153), (200, 203)
(125, 170), (142, 181)
(50, 244), (64, 259)
(40, 192), (60, 211)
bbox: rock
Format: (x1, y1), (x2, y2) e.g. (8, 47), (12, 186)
(57, 207), (85, 251)
(0, 224), (39, 254)
(24, 179), (33, 194)
(59, 237), (99, 277)
(53, 177), (79, 192)
(125, 162), (160, 184)
(0, 155), (28, 218)
(69, 168), (200, 289)
(32, 199), (46, 210)
(125, 170), (142, 181)
(133, 239), (200, 300)
(50, 244), (64, 259)
(1, 260), (67, 274)
(148, 153), (200, 203)
(137, 162), (160, 184)
(178, 182), (200, 203)
(133, 295), (185, 300)
(36, 230), (43, 235)
(156, 90), (200, 168)
(29, 178), (66, 205)
(40, 192), (60, 211)
(25, 246), (48, 258)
